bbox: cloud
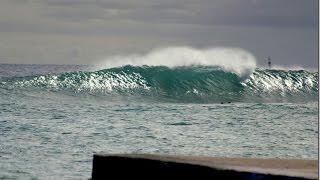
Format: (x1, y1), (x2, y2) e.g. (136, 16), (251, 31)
(0, 0), (317, 67)
(1, 0), (316, 28)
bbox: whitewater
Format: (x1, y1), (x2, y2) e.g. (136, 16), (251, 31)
(0, 47), (318, 179)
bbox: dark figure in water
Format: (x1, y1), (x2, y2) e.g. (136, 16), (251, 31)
(221, 102), (231, 104)
(267, 57), (271, 69)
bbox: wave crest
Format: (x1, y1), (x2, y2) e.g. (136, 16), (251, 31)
(98, 46), (256, 78)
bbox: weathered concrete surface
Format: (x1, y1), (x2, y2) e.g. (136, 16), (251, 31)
(92, 154), (318, 179)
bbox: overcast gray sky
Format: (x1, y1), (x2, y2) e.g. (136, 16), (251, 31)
(0, 0), (317, 67)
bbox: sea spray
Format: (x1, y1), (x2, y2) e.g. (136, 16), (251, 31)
(98, 47), (257, 78)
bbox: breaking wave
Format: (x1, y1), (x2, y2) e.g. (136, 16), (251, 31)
(98, 47), (257, 78)
(0, 65), (318, 103)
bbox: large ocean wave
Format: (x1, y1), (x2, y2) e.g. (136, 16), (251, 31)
(0, 65), (318, 103)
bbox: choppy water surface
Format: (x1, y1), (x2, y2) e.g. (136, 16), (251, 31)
(0, 64), (318, 179)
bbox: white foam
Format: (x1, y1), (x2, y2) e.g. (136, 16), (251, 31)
(260, 65), (317, 72)
(97, 46), (257, 78)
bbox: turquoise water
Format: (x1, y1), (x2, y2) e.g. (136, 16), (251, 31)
(0, 64), (318, 179)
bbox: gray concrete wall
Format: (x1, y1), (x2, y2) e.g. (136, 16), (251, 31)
(91, 154), (317, 179)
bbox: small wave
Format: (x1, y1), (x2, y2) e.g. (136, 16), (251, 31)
(243, 69), (318, 102)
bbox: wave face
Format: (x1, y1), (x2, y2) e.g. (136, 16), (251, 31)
(0, 66), (318, 103)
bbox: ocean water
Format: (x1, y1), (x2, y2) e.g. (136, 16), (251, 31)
(0, 64), (318, 179)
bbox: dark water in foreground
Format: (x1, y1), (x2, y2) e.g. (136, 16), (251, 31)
(0, 64), (318, 179)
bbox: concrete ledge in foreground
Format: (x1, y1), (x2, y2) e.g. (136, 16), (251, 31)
(92, 154), (318, 179)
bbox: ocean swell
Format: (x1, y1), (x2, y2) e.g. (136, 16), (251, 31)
(0, 66), (318, 103)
